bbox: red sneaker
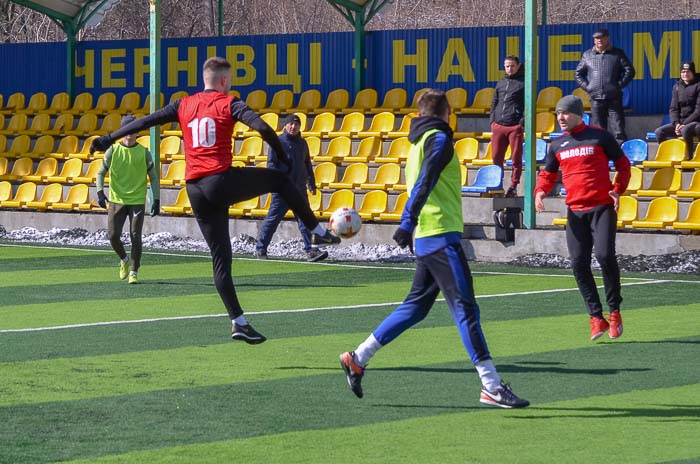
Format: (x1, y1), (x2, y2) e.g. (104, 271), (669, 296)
(609, 311), (623, 339)
(590, 316), (610, 341)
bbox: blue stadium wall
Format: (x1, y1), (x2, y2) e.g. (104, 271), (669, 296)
(1, 19), (699, 114)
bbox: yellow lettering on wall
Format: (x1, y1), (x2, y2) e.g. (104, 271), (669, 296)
(633, 31), (680, 79)
(487, 36), (520, 81)
(134, 48), (150, 88)
(75, 50), (95, 89)
(548, 34), (581, 81)
(436, 38), (474, 83)
(693, 31), (700, 75)
(393, 39), (428, 84)
(102, 49), (127, 88)
(167, 47), (198, 87)
(207, 46), (217, 59)
(310, 42), (321, 85)
(225, 45), (256, 86)
(266, 43), (301, 92)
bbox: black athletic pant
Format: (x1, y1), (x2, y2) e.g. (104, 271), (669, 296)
(565, 204), (622, 317)
(590, 98), (627, 145)
(108, 203), (145, 272)
(186, 167), (320, 319)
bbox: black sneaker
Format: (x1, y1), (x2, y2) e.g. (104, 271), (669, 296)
(339, 351), (365, 398)
(312, 230), (341, 246)
(479, 382), (530, 408)
(505, 187), (517, 198)
(306, 249), (329, 262)
(232, 323), (267, 344)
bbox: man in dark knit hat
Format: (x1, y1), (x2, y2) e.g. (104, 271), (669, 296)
(535, 95), (631, 342)
(654, 61), (700, 160)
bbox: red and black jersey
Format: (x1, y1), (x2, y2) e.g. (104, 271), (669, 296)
(535, 123), (631, 210)
(177, 92), (236, 181)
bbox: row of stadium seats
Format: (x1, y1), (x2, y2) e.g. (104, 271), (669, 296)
(552, 196), (700, 231)
(0, 182), (100, 211)
(620, 167), (700, 198)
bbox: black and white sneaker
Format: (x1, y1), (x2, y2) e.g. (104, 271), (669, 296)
(232, 323), (267, 344)
(306, 249), (329, 262)
(311, 230), (341, 246)
(339, 351), (365, 398)
(479, 382), (530, 408)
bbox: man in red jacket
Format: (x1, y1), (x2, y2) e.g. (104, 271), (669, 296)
(535, 95), (630, 341)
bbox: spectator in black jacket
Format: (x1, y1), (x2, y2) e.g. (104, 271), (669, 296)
(255, 114), (327, 262)
(654, 61), (700, 160)
(575, 28), (635, 145)
(490, 55), (524, 197)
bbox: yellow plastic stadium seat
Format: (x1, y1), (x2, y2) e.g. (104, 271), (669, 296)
(572, 88), (592, 111)
(65, 113), (98, 137)
(73, 159), (103, 184)
(636, 167), (681, 197)
(681, 144), (700, 169)
(0, 92), (26, 114)
(64, 92), (93, 115)
(292, 112), (307, 132)
(319, 189), (355, 218)
(314, 136), (351, 163)
(89, 92), (117, 115)
(242, 136), (266, 163)
(455, 137), (480, 165)
(160, 135), (184, 162)
(95, 113), (122, 136)
(446, 88), (468, 113)
(328, 112), (366, 138)
(46, 158), (83, 183)
(460, 164), (468, 186)
(1, 181), (36, 208)
(0, 157), (6, 177)
(286, 190), (323, 218)
(631, 197), (678, 229)
(305, 112), (336, 138)
(67, 135), (99, 161)
(358, 112), (395, 138)
(18, 113), (51, 136)
(39, 92), (71, 115)
(26, 183), (63, 210)
(290, 89), (321, 113)
(136, 135), (150, 149)
(344, 137), (381, 163)
(22, 157), (57, 183)
(552, 216), (568, 226)
(229, 196), (259, 216)
(399, 88), (430, 115)
(360, 163), (401, 190)
(642, 139), (686, 168)
(17, 92), (48, 115)
(0, 134), (5, 153)
(45, 135), (78, 160)
(25, 135), (55, 159)
(379, 191), (408, 221)
(535, 112), (556, 137)
(115, 92), (141, 115)
(245, 90), (267, 111)
(45, 114), (75, 137)
(371, 88), (407, 114)
(168, 91), (189, 104)
(139, 93), (164, 113)
(249, 194), (272, 217)
(314, 89), (349, 114)
(161, 159), (186, 186)
(0, 135), (31, 159)
(0, 157), (33, 181)
(342, 88), (378, 114)
(536, 87), (563, 112)
(375, 137), (411, 164)
(617, 195), (638, 227)
(162, 188), (191, 215)
(619, 166), (643, 195)
(389, 112), (416, 139)
(677, 170), (700, 198)
(0, 113), (28, 135)
(672, 199), (700, 232)
(472, 141), (510, 166)
(306, 136), (321, 160)
(260, 89), (294, 114)
(243, 113), (278, 137)
(328, 163), (369, 189)
(356, 190), (388, 220)
(460, 87), (494, 114)
(50, 183), (90, 210)
(0, 180), (10, 202)
(314, 162), (338, 188)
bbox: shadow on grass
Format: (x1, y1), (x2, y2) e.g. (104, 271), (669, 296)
(513, 404), (700, 421)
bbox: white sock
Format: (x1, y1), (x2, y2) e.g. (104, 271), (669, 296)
(354, 334), (382, 367)
(233, 315), (248, 326)
(475, 359), (501, 392)
(129, 271), (137, 276)
(121, 256), (129, 263)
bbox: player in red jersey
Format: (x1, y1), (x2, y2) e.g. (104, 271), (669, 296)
(534, 95), (630, 342)
(91, 57), (340, 344)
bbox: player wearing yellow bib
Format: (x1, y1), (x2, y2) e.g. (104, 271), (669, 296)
(340, 89), (529, 408)
(95, 115), (160, 284)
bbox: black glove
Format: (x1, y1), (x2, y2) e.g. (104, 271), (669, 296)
(392, 227), (414, 254)
(150, 199), (160, 217)
(309, 185), (317, 195)
(90, 135), (113, 154)
(97, 190), (107, 209)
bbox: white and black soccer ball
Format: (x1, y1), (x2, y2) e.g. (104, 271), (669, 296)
(329, 207), (362, 238)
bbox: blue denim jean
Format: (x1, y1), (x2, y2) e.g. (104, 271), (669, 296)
(256, 193), (312, 252)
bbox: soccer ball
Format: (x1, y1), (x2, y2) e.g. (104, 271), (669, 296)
(329, 207), (362, 238)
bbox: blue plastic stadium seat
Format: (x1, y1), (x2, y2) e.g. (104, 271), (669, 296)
(621, 139), (648, 165)
(462, 165), (503, 194)
(509, 138), (547, 166)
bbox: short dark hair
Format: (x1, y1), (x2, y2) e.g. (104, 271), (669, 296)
(417, 89), (449, 117)
(504, 55), (520, 64)
(203, 57), (231, 74)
